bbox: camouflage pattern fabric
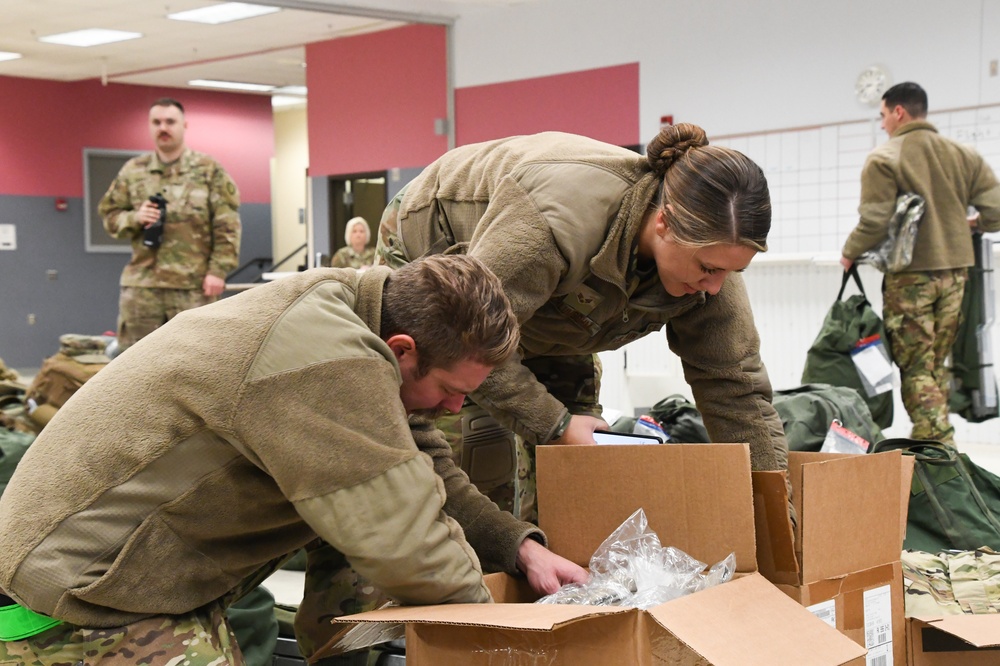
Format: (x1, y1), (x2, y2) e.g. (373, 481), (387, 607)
(293, 540), (388, 663)
(883, 268), (968, 446)
(0, 359), (19, 383)
(515, 354), (603, 524)
(117, 286), (217, 349)
(373, 189), (407, 269)
(57, 334), (112, 364)
(436, 407), (515, 513)
(0, 602), (243, 666)
(902, 548), (1000, 618)
(329, 246), (376, 270)
(99, 149), (241, 291)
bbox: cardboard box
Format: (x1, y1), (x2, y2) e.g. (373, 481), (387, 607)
(332, 444), (866, 665)
(906, 616), (1000, 665)
(752, 450), (913, 665)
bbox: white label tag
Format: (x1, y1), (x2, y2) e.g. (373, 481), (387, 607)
(864, 584), (893, 665)
(807, 599), (837, 628)
(0, 224), (15, 250)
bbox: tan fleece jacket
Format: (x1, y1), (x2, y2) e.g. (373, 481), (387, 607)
(0, 267), (539, 627)
(843, 121), (1000, 269)
(392, 132), (786, 472)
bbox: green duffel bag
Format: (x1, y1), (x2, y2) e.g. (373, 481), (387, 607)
(772, 384), (883, 452)
(870, 438), (1000, 553)
(648, 394), (710, 443)
(801, 266), (894, 429)
(0, 411), (35, 498)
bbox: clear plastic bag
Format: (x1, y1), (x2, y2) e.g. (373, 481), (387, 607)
(536, 508), (735, 609)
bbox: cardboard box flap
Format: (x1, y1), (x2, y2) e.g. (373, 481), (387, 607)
(537, 443), (758, 573)
(919, 615), (1000, 648)
(332, 601), (630, 631)
(646, 573), (867, 665)
(751, 469), (799, 586)
(793, 450), (903, 583)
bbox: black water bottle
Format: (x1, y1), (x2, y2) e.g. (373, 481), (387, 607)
(144, 194), (167, 249)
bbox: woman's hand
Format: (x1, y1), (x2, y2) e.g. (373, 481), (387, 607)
(552, 415), (609, 446)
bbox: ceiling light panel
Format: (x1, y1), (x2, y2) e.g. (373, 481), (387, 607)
(38, 29), (143, 47)
(0, 52), (22, 62)
(167, 3), (281, 25)
(189, 79), (275, 92)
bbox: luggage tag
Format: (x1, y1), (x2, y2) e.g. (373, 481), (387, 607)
(850, 334), (894, 397)
(820, 419), (871, 454)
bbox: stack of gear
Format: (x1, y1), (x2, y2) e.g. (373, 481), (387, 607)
(0, 358), (35, 498)
(536, 508), (735, 609)
(24, 333), (112, 429)
(902, 548), (1000, 618)
(637, 384), (882, 453)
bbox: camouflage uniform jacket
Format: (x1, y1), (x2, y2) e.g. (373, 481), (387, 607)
(0, 267), (541, 627)
(330, 245), (376, 269)
(99, 148), (242, 289)
(386, 132), (786, 472)
(843, 121), (1000, 270)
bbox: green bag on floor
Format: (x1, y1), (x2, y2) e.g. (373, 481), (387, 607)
(801, 266), (894, 429)
(870, 438), (1000, 553)
(772, 384), (883, 452)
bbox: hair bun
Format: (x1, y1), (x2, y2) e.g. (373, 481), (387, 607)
(646, 123), (709, 175)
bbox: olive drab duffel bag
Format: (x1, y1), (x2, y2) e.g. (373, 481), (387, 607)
(801, 266), (894, 429)
(772, 383), (883, 452)
(871, 438), (1000, 553)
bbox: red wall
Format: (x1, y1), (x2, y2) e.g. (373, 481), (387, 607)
(0, 76), (273, 202)
(306, 24), (448, 176)
(455, 63), (640, 147)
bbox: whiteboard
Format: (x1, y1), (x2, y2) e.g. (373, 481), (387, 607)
(711, 104), (1000, 256)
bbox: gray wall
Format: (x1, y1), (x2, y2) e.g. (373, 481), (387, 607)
(0, 196), (271, 369)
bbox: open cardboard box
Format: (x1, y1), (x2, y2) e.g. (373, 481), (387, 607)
(752, 450), (915, 665)
(906, 616), (1000, 665)
(328, 444), (866, 665)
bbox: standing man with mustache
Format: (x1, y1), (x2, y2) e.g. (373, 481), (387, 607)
(100, 97), (242, 351)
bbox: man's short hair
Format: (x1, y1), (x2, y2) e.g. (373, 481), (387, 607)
(381, 255), (519, 375)
(151, 97), (185, 114)
(882, 82), (927, 118)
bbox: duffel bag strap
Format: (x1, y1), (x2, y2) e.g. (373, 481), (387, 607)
(837, 264), (868, 302)
(870, 437), (958, 464)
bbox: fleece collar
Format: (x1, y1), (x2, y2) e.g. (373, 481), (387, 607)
(355, 266), (391, 338)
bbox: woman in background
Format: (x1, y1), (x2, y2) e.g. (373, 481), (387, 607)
(329, 216), (375, 269)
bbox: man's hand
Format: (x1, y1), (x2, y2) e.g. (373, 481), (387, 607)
(137, 199), (161, 228)
(516, 538), (589, 596)
(840, 256), (854, 271)
(552, 414), (608, 446)
(203, 274), (226, 297)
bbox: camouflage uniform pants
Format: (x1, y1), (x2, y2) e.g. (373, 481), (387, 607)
(118, 287), (217, 350)
(883, 268), (967, 446)
(293, 541), (387, 664)
(0, 603), (244, 666)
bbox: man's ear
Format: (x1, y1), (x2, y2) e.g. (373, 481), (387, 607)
(386, 334), (418, 364)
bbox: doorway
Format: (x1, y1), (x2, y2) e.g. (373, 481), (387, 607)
(326, 172), (387, 264)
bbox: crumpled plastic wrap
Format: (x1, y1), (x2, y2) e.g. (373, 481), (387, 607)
(536, 508), (735, 609)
